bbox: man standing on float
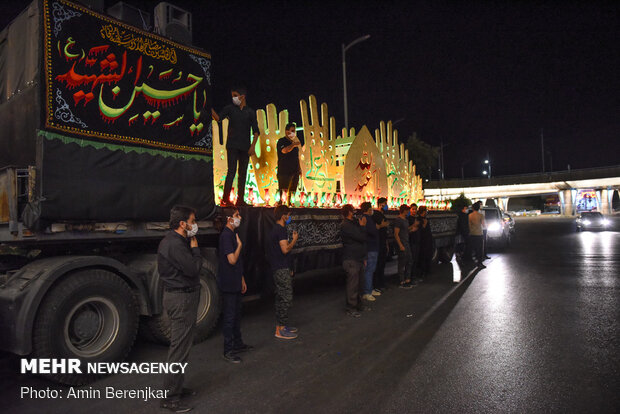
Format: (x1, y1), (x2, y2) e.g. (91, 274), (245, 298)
(212, 86), (260, 207)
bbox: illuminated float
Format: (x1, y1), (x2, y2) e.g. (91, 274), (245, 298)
(212, 95), (429, 209)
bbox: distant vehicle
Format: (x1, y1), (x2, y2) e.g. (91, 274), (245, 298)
(482, 206), (511, 248)
(503, 213), (515, 235)
(576, 212), (611, 231)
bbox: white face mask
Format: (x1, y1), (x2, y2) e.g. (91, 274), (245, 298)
(185, 222), (198, 238)
(232, 96), (242, 106)
(231, 217), (241, 228)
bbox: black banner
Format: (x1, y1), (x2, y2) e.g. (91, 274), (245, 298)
(42, 0), (212, 155)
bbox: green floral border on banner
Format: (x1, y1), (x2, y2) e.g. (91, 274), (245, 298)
(38, 130), (213, 163)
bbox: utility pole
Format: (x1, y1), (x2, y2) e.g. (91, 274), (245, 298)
(440, 138), (445, 180)
(342, 35), (370, 132)
(541, 128), (545, 173)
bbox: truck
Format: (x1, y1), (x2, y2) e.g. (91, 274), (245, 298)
(0, 0), (457, 385)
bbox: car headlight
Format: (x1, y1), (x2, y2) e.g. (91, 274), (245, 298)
(602, 219), (610, 226)
(583, 219), (591, 226)
(488, 222), (501, 232)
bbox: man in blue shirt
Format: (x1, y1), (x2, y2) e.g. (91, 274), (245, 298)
(217, 208), (253, 363)
(269, 205), (299, 339)
(212, 86), (260, 207)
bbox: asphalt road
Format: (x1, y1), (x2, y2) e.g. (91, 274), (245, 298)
(2, 216), (619, 414)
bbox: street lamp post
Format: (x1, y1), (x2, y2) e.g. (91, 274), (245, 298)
(342, 34), (370, 132)
(483, 154), (491, 179)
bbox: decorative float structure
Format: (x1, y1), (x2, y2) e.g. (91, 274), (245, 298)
(212, 95), (437, 209)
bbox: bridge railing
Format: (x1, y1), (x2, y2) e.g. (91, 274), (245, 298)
(424, 165), (620, 189)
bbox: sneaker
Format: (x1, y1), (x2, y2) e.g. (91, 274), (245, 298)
(362, 293), (376, 302)
(285, 326), (298, 333)
(232, 343), (255, 353)
(160, 399), (193, 413)
(275, 326), (298, 339)
(346, 309), (361, 318)
(477, 263), (487, 269)
(222, 351), (242, 363)
(372, 289), (382, 296)
(399, 283), (413, 289)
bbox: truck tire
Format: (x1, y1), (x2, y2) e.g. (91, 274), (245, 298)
(32, 269), (139, 385)
(144, 268), (221, 345)
(438, 246), (454, 263)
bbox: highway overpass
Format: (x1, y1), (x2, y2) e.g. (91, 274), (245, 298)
(424, 165), (620, 215)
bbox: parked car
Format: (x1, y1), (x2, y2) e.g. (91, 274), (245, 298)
(503, 212), (515, 235)
(482, 206), (511, 248)
(576, 212), (611, 231)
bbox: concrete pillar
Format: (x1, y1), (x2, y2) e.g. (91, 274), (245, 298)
(561, 189), (574, 216)
(497, 197), (509, 211)
(600, 189), (611, 214)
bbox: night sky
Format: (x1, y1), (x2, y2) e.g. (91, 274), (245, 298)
(2, 0), (618, 178)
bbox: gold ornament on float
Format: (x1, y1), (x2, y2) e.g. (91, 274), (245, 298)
(252, 104), (289, 203)
(298, 95), (339, 195)
(343, 125), (388, 198)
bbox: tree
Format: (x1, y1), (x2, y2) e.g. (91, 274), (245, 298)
(405, 133), (439, 180)
(450, 192), (472, 212)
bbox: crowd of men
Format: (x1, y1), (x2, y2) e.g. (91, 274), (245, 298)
(154, 87), (492, 412)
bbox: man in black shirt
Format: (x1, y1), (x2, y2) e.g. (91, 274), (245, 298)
(217, 208), (253, 363)
(212, 86), (260, 207)
(276, 122), (302, 206)
(157, 205), (202, 413)
(341, 204), (368, 317)
(269, 205), (299, 339)
(372, 197), (390, 291)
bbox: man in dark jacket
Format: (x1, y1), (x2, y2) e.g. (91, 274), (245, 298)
(417, 206), (434, 278)
(456, 205), (470, 262)
(340, 204), (367, 317)
(372, 197), (390, 291)
(157, 205), (202, 412)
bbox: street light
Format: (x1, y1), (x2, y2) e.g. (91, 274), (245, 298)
(482, 153), (492, 179)
(342, 34), (371, 132)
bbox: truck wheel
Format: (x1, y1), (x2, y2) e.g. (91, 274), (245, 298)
(32, 269), (139, 385)
(438, 246), (455, 263)
(144, 268), (221, 345)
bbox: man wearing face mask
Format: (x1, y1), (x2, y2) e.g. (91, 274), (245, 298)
(212, 86), (260, 207)
(157, 205), (202, 413)
(217, 208), (252, 363)
(269, 205), (299, 339)
(276, 123), (302, 206)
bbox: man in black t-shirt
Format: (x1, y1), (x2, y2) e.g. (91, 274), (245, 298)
(269, 205), (299, 339)
(217, 208), (253, 363)
(372, 197), (390, 291)
(276, 122), (302, 206)
(212, 86), (260, 207)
